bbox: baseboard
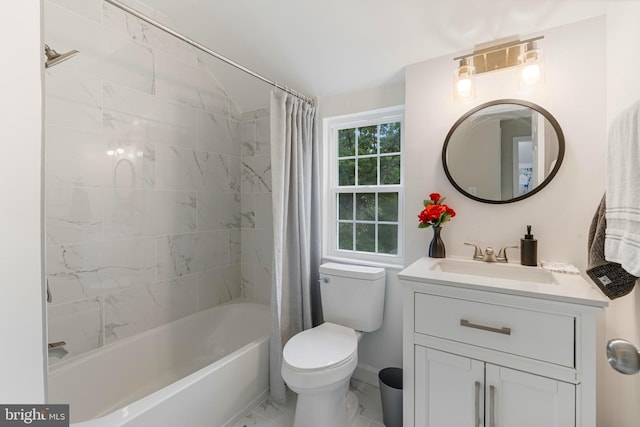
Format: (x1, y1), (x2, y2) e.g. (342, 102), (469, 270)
(353, 363), (381, 387)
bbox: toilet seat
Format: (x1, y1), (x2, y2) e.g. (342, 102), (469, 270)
(283, 322), (357, 371)
(282, 322), (358, 390)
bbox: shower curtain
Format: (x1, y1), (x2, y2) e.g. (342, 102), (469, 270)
(269, 89), (321, 403)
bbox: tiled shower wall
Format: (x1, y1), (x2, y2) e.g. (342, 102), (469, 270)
(240, 109), (273, 305)
(45, 0), (272, 363)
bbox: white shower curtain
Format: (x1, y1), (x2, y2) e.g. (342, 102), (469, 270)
(269, 89), (321, 403)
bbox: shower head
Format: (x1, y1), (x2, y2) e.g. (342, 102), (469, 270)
(44, 44), (79, 69)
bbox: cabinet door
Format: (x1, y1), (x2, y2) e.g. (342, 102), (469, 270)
(485, 364), (575, 427)
(416, 346), (485, 427)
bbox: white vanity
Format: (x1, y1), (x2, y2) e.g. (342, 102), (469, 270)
(399, 257), (608, 427)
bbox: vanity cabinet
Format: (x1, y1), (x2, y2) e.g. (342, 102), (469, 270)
(399, 257), (608, 427)
(417, 347), (574, 427)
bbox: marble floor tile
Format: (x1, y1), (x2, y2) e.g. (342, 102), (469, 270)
(231, 412), (281, 427)
(235, 380), (384, 427)
(351, 378), (385, 423)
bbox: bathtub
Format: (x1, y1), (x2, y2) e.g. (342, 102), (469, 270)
(48, 302), (270, 427)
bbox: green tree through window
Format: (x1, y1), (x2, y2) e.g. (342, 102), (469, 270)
(335, 118), (402, 256)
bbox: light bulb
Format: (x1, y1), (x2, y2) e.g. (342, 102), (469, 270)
(522, 63), (541, 85)
(453, 59), (475, 100)
(456, 78), (473, 98)
(519, 41), (543, 87)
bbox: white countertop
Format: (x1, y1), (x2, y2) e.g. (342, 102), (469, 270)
(398, 257), (609, 308)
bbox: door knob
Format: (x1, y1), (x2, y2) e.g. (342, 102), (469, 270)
(606, 339), (640, 375)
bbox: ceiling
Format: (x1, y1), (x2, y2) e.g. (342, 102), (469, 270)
(138, 0), (610, 112)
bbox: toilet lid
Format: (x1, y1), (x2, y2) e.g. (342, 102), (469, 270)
(283, 322), (357, 371)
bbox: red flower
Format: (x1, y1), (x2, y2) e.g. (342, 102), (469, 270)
(418, 192), (455, 228)
(425, 204), (446, 221)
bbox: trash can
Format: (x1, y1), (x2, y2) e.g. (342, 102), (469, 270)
(378, 367), (403, 427)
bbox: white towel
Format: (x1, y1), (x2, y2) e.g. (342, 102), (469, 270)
(605, 99), (640, 276)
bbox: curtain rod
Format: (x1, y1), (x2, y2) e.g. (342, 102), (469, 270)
(103, 0), (313, 105)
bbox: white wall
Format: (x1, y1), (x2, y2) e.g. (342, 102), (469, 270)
(602, 3), (640, 427)
(405, 17), (606, 270)
(0, 1), (47, 402)
(319, 84), (405, 120)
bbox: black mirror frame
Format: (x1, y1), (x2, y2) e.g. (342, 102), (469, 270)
(442, 99), (565, 204)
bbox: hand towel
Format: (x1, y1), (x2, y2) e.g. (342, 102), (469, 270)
(588, 194), (638, 299)
(605, 99), (640, 276)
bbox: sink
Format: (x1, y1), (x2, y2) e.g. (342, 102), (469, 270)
(430, 259), (557, 284)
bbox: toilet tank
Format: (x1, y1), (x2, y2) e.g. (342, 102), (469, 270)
(319, 262), (385, 332)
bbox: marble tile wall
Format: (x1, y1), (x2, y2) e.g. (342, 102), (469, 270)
(44, 0), (248, 363)
(240, 109), (273, 305)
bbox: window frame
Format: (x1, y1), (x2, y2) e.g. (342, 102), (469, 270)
(323, 106), (405, 265)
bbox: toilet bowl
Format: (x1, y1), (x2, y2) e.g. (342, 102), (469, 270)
(281, 263), (386, 427)
(282, 322), (359, 427)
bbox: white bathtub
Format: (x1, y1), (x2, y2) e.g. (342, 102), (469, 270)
(48, 302), (270, 427)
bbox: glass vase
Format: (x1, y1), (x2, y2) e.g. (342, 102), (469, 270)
(429, 226), (446, 258)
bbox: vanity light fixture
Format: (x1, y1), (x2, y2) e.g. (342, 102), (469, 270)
(453, 58), (476, 100)
(519, 40), (543, 86)
(453, 36), (544, 98)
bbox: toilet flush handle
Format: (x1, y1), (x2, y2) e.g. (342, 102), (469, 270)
(319, 277), (329, 284)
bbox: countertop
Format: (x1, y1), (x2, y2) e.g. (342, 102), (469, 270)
(398, 257), (609, 308)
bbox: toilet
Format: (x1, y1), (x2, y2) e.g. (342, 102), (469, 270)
(281, 262), (385, 427)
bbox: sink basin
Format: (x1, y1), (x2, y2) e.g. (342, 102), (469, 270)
(430, 259), (557, 284)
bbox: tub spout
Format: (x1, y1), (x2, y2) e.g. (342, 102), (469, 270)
(48, 341), (68, 359)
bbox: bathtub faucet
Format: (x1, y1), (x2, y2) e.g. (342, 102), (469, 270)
(48, 341), (68, 359)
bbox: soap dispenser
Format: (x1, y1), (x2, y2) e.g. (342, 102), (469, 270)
(520, 225), (538, 266)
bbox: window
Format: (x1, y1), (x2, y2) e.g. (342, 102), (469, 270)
(324, 107), (404, 262)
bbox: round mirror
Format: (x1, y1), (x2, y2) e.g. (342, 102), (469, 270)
(442, 99), (565, 204)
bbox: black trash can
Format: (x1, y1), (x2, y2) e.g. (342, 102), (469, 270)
(378, 367), (403, 427)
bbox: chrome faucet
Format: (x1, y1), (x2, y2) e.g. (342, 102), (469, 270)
(483, 246), (498, 262)
(48, 341), (68, 359)
(464, 243), (484, 261)
(465, 243), (518, 263)
(497, 246), (519, 263)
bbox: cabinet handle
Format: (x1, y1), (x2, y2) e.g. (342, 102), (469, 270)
(490, 385), (496, 427)
(474, 381), (481, 427)
(460, 319), (512, 336)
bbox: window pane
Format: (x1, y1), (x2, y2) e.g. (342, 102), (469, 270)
(358, 157), (377, 185)
(378, 224), (398, 254)
(338, 223), (354, 250)
(356, 223), (375, 252)
(356, 193), (376, 221)
(338, 159), (355, 186)
(338, 128), (355, 157)
(338, 193), (353, 220)
(331, 111), (403, 258)
(378, 193), (398, 222)
(380, 122), (401, 153)
(358, 125), (378, 155)
(380, 155), (401, 185)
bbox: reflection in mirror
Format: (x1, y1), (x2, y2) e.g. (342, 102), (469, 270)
(442, 99), (564, 204)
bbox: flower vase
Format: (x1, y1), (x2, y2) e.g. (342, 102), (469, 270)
(429, 226), (446, 258)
